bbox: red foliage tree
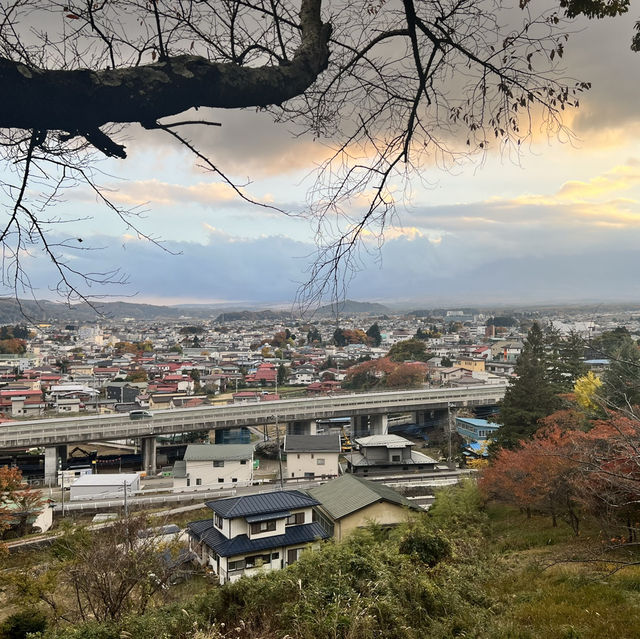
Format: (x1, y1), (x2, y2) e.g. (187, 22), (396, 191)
(0, 466), (46, 538)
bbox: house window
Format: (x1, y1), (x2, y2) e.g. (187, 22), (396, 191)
(215, 514), (223, 529)
(271, 552), (279, 560)
(287, 548), (301, 564)
(286, 512), (305, 526)
(250, 520), (276, 535)
(245, 554), (272, 568)
(196, 478), (202, 486)
(391, 455), (401, 462)
(186, 478), (190, 487)
(240, 459), (247, 465)
(317, 458), (325, 465)
(311, 453), (314, 459)
(304, 472), (315, 479)
(228, 559), (245, 572)
(297, 454), (300, 459)
(218, 478), (224, 483)
(213, 460), (224, 468)
(232, 478), (238, 483)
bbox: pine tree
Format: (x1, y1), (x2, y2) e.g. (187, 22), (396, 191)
(601, 340), (640, 411)
(366, 323), (382, 347)
(493, 322), (561, 449)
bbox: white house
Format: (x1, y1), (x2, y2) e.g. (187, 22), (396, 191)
(284, 434), (341, 479)
(69, 473), (140, 501)
(187, 490), (329, 584)
(173, 443), (254, 491)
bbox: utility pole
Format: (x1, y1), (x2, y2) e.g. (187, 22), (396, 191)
(60, 470), (65, 517)
(275, 413), (284, 490)
(447, 402), (453, 467)
(123, 479), (128, 517)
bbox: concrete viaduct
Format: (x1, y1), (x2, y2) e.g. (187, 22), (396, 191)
(0, 385), (506, 483)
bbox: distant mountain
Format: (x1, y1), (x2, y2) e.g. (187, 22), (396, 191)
(315, 300), (390, 316)
(214, 310), (294, 322)
(0, 298), (221, 323)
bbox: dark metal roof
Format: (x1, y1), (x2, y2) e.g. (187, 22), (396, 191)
(188, 519), (328, 557)
(284, 434), (341, 453)
(205, 490), (320, 518)
(245, 511), (291, 523)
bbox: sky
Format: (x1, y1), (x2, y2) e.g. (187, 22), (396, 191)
(6, 3), (640, 310)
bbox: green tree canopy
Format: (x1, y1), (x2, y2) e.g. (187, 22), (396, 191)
(366, 323), (382, 347)
(387, 339), (433, 363)
(493, 322), (561, 449)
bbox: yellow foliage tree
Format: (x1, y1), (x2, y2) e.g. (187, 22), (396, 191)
(573, 371), (603, 412)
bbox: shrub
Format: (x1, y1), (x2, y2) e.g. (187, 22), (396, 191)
(0, 609), (47, 639)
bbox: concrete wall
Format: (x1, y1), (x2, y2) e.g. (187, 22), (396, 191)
(287, 452), (339, 479)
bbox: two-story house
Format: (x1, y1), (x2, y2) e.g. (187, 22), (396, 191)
(284, 434), (341, 479)
(173, 443), (254, 491)
(187, 490), (329, 584)
(346, 434), (439, 476)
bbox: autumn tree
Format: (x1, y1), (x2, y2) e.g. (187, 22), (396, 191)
(0, 0), (602, 303)
(574, 371), (604, 413)
(0, 466), (45, 538)
(10, 515), (188, 623)
(125, 370), (148, 383)
(480, 426), (582, 532)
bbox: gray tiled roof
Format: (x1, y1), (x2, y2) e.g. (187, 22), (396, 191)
(205, 490), (320, 518)
(306, 474), (418, 520)
(284, 434), (341, 453)
(188, 519), (328, 557)
(183, 443), (254, 462)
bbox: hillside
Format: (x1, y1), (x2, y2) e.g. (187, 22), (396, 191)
(315, 299), (390, 316)
(4, 482), (640, 639)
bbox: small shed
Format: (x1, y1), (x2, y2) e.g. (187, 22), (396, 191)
(69, 473), (141, 501)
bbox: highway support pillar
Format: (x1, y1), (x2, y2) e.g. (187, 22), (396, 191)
(141, 436), (157, 476)
(370, 414), (388, 436)
(44, 445), (67, 486)
(350, 415), (369, 439)
(286, 420), (317, 436)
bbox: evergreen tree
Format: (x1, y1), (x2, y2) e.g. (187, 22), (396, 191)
(493, 322), (560, 449)
(545, 328), (588, 393)
(306, 326), (322, 344)
(601, 340), (640, 411)
(366, 323), (382, 347)
(277, 363), (289, 386)
(333, 328), (347, 347)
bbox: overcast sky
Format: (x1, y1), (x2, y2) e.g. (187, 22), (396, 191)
(8, 4), (640, 309)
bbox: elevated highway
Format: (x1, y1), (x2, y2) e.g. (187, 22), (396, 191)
(0, 385), (505, 450)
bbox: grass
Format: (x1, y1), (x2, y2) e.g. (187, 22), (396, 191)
(483, 505), (640, 638)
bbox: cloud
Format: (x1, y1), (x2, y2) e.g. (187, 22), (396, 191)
(108, 179), (253, 207)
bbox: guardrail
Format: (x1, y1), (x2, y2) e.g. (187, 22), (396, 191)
(0, 385), (505, 448)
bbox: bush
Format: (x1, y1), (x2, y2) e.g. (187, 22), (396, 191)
(398, 529), (451, 566)
(0, 609), (47, 639)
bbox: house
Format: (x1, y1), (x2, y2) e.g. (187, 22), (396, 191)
(284, 434), (341, 479)
(455, 417), (500, 442)
(346, 434), (439, 476)
(173, 443), (254, 491)
(187, 490), (329, 584)
(307, 474), (420, 540)
(69, 473), (140, 501)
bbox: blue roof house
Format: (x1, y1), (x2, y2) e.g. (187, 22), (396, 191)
(187, 490), (329, 584)
(455, 417), (500, 442)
